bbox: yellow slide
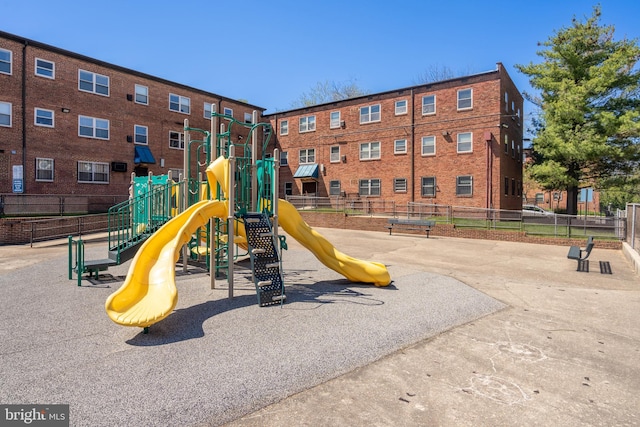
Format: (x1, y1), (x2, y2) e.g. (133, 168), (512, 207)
(106, 156), (390, 328)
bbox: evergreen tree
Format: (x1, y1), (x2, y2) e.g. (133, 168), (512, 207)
(516, 6), (640, 215)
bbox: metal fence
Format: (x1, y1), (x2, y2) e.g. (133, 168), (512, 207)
(285, 195), (625, 240)
(0, 194), (128, 216)
(21, 214), (109, 247)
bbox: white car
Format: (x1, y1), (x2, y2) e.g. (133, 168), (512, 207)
(522, 205), (554, 216)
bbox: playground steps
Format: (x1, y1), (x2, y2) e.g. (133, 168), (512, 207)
(243, 212), (285, 307)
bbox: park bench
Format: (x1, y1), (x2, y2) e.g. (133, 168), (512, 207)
(567, 236), (594, 272)
(387, 218), (436, 238)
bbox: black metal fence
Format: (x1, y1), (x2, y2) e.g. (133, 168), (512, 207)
(0, 194), (127, 216)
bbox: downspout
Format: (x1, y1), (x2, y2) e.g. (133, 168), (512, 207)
(22, 41), (28, 193)
(410, 88), (415, 202)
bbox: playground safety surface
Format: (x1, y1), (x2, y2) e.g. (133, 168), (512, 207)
(0, 228), (638, 426)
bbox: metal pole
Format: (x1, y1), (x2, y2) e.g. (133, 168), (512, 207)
(210, 104), (218, 289)
(251, 110), (258, 212)
(227, 156), (236, 298)
(183, 119), (190, 273)
(273, 148), (280, 253)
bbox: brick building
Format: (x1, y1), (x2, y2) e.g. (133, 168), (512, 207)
(266, 63), (524, 210)
(0, 31), (264, 212)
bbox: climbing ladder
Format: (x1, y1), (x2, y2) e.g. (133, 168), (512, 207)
(243, 212), (285, 307)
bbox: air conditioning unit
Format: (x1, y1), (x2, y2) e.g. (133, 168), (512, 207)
(111, 162), (127, 172)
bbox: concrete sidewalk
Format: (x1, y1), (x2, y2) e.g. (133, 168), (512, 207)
(226, 230), (639, 427)
(1, 230), (638, 426)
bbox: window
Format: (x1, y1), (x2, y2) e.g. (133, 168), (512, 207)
(456, 175), (473, 196)
(0, 102), (10, 127)
(535, 193), (544, 203)
(504, 177), (509, 196)
(299, 116), (316, 132)
(394, 139), (407, 154)
(169, 93), (190, 114)
(330, 146), (340, 163)
(360, 104), (380, 124)
(34, 108), (54, 127)
(359, 142), (380, 160)
(169, 131), (184, 149)
(457, 88), (472, 110)
(394, 178), (407, 193)
(329, 180), (341, 196)
(79, 70), (109, 96)
(284, 182), (293, 196)
(223, 107), (233, 117)
(204, 102), (213, 119)
(512, 178), (516, 196)
(359, 179), (381, 196)
(79, 115), (109, 139)
(421, 177), (436, 197)
(135, 84), (148, 105)
(505, 92), (509, 112)
(35, 58), (54, 79)
(421, 136), (435, 156)
(280, 120), (288, 135)
(422, 95), (435, 115)
(330, 111), (341, 129)
(0, 48), (11, 75)
(36, 158), (54, 182)
(134, 125), (148, 144)
(511, 101), (515, 113)
(78, 161), (109, 183)
(168, 168), (183, 181)
(244, 112), (253, 123)
(280, 151), (288, 166)
(395, 100), (407, 115)
(504, 135), (509, 154)
(299, 148), (315, 164)
(511, 140), (515, 158)
(457, 132), (472, 153)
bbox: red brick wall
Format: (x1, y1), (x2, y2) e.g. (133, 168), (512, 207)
(267, 64), (524, 211)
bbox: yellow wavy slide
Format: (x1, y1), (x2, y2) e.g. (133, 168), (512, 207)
(106, 156), (390, 328)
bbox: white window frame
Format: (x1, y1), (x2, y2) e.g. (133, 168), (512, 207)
(169, 131), (185, 150)
(457, 132), (473, 153)
(359, 104), (381, 124)
(457, 88), (473, 110)
(280, 120), (288, 135)
(329, 180), (341, 196)
(78, 69), (109, 96)
(421, 136), (436, 156)
(299, 115), (316, 133)
(394, 139), (407, 154)
(0, 102), (11, 127)
(394, 178), (407, 193)
(359, 142), (380, 160)
(421, 177), (436, 197)
(204, 102), (213, 119)
(422, 95), (435, 115)
(134, 125), (148, 145)
(359, 179), (381, 196)
(244, 112), (253, 123)
(280, 151), (288, 166)
(456, 175), (473, 196)
(0, 48), (12, 75)
(36, 158), (54, 182)
(395, 100), (407, 115)
(77, 161), (109, 184)
(284, 182), (293, 196)
(169, 93), (190, 114)
(78, 115), (109, 140)
(134, 84), (148, 105)
(34, 108), (54, 127)
(330, 111), (341, 129)
(35, 58), (55, 79)
(223, 107), (233, 117)
(299, 148), (315, 164)
(330, 146), (340, 163)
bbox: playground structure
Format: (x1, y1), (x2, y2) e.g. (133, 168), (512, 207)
(71, 108), (391, 332)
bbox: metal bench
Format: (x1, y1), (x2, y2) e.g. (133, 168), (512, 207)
(387, 218), (436, 237)
(567, 236), (594, 272)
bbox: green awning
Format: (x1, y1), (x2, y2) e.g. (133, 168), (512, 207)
(293, 163), (319, 179)
(134, 146), (156, 164)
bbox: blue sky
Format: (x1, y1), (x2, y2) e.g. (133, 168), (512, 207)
(3, 0), (640, 135)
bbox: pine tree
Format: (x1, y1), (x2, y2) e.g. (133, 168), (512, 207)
(516, 6), (640, 215)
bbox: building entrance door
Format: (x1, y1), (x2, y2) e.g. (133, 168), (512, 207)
(302, 181), (317, 196)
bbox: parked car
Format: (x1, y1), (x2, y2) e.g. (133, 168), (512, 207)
(522, 205), (554, 216)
